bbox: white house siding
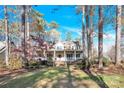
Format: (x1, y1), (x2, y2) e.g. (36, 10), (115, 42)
(47, 50), (83, 62)
(47, 41), (83, 62)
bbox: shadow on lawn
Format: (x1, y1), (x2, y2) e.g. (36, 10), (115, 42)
(0, 64), (109, 88)
(83, 69), (109, 88)
(0, 67), (67, 88)
(49, 63), (75, 88)
(66, 63), (74, 87)
(0, 65), (91, 88)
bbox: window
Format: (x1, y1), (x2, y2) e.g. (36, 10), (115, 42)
(58, 54), (62, 58)
(76, 54), (80, 59)
(56, 46), (63, 50)
(67, 54), (73, 60)
(72, 46), (75, 50)
(57, 46), (60, 50)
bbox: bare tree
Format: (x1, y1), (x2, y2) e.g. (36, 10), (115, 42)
(25, 6), (30, 40)
(115, 5), (122, 65)
(82, 6), (86, 59)
(85, 6), (90, 69)
(107, 46), (115, 62)
(4, 5), (9, 66)
(89, 6), (94, 62)
(98, 6), (104, 69)
(21, 5), (27, 63)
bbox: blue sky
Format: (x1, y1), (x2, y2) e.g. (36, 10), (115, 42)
(33, 5), (116, 52)
(33, 5), (82, 41)
(0, 5), (116, 52)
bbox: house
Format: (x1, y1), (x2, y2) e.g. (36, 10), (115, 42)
(0, 41), (6, 62)
(0, 35), (83, 64)
(47, 40), (83, 62)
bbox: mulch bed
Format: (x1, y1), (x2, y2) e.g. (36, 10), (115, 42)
(0, 68), (27, 77)
(90, 64), (124, 75)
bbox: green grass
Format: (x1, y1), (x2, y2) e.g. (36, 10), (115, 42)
(0, 65), (124, 88)
(101, 74), (124, 88)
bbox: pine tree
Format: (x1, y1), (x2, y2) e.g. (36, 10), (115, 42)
(4, 5), (9, 66)
(115, 5), (122, 65)
(98, 6), (104, 69)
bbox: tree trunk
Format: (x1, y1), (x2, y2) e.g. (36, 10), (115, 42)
(98, 6), (103, 69)
(82, 6), (86, 58)
(89, 6), (94, 62)
(85, 6), (90, 69)
(25, 6), (30, 40)
(22, 6), (27, 63)
(4, 5), (9, 66)
(115, 5), (122, 65)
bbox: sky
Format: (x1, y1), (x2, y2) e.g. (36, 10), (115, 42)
(32, 5), (82, 41)
(0, 5), (116, 53)
(33, 5), (116, 53)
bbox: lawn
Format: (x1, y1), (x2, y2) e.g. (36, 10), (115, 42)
(0, 64), (124, 88)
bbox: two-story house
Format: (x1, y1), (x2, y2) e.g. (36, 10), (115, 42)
(47, 40), (83, 62)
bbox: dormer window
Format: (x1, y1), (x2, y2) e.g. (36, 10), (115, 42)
(57, 46), (60, 50)
(56, 45), (63, 50)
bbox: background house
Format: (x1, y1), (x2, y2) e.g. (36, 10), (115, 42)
(47, 40), (83, 62)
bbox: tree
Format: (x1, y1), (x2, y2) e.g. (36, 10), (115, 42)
(49, 21), (59, 29)
(4, 5), (9, 66)
(25, 6), (31, 40)
(98, 6), (104, 69)
(47, 21), (60, 43)
(121, 6), (124, 60)
(107, 45), (115, 62)
(85, 6), (90, 69)
(82, 6), (87, 59)
(30, 7), (46, 36)
(89, 6), (94, 61)
(66, 32), (72, 41)
(47, 29), (60, 43)
(21, 5), (27, 63)
(115, 5), (122, 65)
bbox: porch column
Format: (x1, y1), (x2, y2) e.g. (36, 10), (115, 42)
(64, 49), (67, 66)
(44, 50), (46, 57)
(64, 50), (66, 61)
(81, 51), (83, 59)
(54, 49), (56, 61)
(74, 50), (76, 61)
(53, 49), (56, 66)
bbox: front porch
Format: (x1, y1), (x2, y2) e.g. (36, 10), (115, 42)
(47, 50), (83, 62)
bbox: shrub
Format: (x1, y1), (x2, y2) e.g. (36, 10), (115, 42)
(91, 56), (110, 66)
(8, 56), (23, 70)
(28, 59), (41, 69)
(77, 63), (84, 69)
(47, 56), (53, 66)
(91, 57), (99, 64)
(0, 61), (6, 69)
(29, 60), (38, 66)
(102, 56), (110, 66)
(47, 56), (53, 62)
